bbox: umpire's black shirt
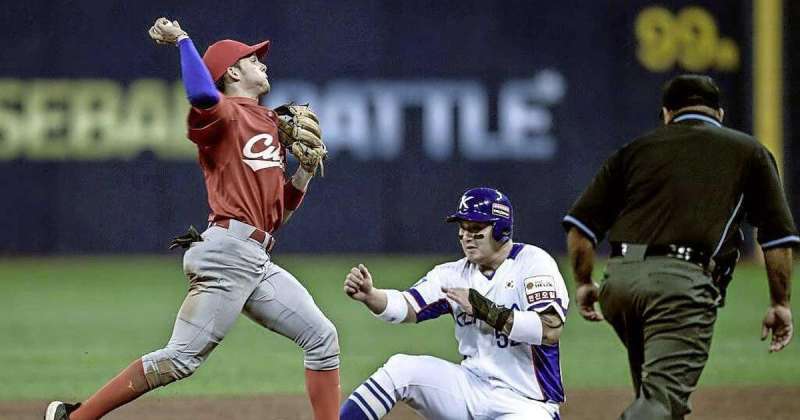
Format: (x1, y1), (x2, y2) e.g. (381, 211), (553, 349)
(563, 112), (800, 254)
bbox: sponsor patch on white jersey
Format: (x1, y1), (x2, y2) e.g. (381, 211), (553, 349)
(492, 203), (511, 218)
(524, 275), (556, 304)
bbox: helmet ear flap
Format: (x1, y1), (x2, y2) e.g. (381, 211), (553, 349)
(491, 219), (513, 243)
(501, 227), (512, 243)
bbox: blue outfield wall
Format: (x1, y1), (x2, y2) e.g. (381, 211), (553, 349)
(2, 0), (783, 254)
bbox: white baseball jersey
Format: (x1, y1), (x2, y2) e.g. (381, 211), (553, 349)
(402, 243), (568, 403)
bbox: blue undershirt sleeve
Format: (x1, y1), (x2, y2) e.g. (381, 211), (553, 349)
(178, 38), (220, 109)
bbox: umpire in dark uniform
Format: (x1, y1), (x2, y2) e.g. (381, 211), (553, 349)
(563, 74), (798, 419)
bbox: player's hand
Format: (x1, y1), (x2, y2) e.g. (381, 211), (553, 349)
(148, 17), (188, 46)
(761, 304), (793, 352)
(343, 264), (374, 302)
(442, 287), (473, 316)
(576, 282), (604, 322)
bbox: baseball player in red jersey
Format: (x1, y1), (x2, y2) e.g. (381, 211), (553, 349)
(45, 18), (340, 420)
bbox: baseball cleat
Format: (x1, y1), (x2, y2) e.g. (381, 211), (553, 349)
(44, 401), (81, 420)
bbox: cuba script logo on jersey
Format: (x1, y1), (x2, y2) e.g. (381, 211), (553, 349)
(242, 133), (283, 172)
(524, 275), (556, 304)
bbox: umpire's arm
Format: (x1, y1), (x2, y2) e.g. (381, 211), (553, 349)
(563, 151), (625, 322)
(761, 247), (794, 352)
(568, 228), (595, 286)
(567, 228), (604, 322)
(744, 145), (798, 352)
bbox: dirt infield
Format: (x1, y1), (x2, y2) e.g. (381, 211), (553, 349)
(4, 387), (798, 419)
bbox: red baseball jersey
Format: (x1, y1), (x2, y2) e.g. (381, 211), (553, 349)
(187, 95), (303, 233)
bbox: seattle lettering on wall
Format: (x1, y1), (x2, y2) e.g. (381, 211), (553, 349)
(0, 70), (566, 162)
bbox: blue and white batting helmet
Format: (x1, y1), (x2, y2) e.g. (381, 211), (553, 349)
(446, 187), (513, 243)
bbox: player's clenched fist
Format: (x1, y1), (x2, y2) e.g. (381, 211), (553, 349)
(344, 264), (373, 302)
(148, 17), (188, 46)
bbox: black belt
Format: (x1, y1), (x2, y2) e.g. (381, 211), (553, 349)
(610, 243), (710, 269)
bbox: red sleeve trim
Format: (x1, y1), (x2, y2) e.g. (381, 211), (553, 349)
(284, 181), (306, 211)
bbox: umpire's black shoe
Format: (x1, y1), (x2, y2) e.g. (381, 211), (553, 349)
(44, 401), (81, 420)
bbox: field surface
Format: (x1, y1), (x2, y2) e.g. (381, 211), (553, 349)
(1, 256), (798, 419)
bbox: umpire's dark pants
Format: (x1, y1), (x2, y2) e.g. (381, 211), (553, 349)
(599, 248), (719, 420)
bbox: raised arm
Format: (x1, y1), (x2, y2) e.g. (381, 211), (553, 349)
(148, 17), (219, 108)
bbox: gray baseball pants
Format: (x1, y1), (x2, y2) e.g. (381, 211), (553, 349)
(600, 253), (717, 420)
(140, 221), (340, 388)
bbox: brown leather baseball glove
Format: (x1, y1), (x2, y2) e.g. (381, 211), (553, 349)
(274, 104), (327, 176)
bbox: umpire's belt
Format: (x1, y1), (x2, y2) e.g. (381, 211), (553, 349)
(611, 243), (710, 269)
(212, 219), (276, 253)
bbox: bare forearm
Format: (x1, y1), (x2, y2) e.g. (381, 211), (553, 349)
(568, 228), (596, 285)
(764, 247), (793, 306)
(363, 289), (389, 314)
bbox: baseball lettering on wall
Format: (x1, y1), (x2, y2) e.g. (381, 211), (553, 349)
(0, 79), (192, 159)
(635, 6), (740, 72)
(0, 70), (566, 161)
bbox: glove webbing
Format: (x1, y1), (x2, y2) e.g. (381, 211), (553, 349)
(468, 288), (512, 331)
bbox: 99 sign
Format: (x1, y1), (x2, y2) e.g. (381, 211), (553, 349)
(635, 6), (740, 73)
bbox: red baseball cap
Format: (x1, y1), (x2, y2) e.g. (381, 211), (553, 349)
(202, 39), (270, 82)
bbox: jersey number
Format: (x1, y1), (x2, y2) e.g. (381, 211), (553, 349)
(495, 330), (522, 348)
(495, 303), (521, 348)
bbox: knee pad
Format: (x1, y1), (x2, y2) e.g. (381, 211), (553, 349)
(141, 347), (206, 389)
(302, 318), (340, 371)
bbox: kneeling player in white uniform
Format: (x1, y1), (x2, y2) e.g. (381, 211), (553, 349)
(340, 187), (568, 420)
